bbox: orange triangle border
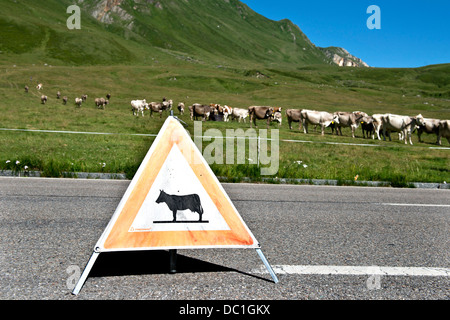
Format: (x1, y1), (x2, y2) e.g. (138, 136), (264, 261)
(95, 117), (260, 252)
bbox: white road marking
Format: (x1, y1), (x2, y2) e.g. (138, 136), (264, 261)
(0, 128), (157, 137)
(253, 265), (450, 277)
(381, 203), (450, 208)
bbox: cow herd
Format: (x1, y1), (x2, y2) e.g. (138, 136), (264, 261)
(24, 83), (449, 146)
(130, 98), (449, 146)
(286, 109), (449, 146)
(26, 83), (111, 109)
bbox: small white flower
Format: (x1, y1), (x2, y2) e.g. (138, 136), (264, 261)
(15, 160), (20, 165)
(303, 164), (308, 168)
(24, 166), (28, 170)
(102, 162), (106, 168)
(6, 160), (10, 164)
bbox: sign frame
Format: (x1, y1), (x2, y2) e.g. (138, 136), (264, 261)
(72, 116), (278, 295)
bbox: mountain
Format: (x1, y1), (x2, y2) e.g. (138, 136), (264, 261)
(0, 0), (367, 68)
(319, 47), (369, 68)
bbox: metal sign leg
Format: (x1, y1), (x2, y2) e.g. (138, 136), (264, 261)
(169, 249), (177, 274)
(256, 248), (279, 283)
(72, 251), (100, 295)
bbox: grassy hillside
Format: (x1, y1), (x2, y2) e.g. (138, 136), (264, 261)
(0, 0), (449, 185)
(0, 0), (331, 68)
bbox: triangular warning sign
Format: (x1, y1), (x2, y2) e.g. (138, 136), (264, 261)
(72, 116), (277, 295)
(96, 116), (259, 251)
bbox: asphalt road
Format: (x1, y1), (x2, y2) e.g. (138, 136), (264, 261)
(0, 177), (448, 302)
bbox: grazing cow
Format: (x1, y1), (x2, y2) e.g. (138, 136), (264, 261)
(272, 112), (282, 126)
(222, 105), (232, 122)
(178, 102), (185, 115)
(75, 97), (83, 107)
(416, 118), (441, 144)
(333, 111), (367, 138)
(438, 120), (450, 146)
(209, 103), (224, 121)
(162, 99), (173, 112)
(273, 107), (282, 114)
(156, 190), (204, 222)
(189, 104), (211, 121)
(149, 102), (164, 118)
(301, 109), (339, 136)
(36, 83), (43, 90)
(62, 96), (68, 105)
(56, 91), (61, 99)
(381, 114), (426, 145)
(81, 94), (88, 102)
(209, 103), (221, 114)
(106, 93), (111, 100)
(41, 95), (48, 104)
(131, 99), (149, 116)
(231, 108), (249, 123)
(95, 97), (109, 109)
(286, 109), (302, 130)
(360, 115), (375, 139)
(371, 113), (388, 140)
(24, 85), (29, 93)
(248, 106), (274, 128)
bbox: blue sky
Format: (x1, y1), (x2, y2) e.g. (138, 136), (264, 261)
(240, 0), (449, 68)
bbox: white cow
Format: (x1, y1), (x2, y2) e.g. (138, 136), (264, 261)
(272, 111), (282, 126)
(222, 105), (233, 122)
(416, 118), (441, 144)
(162, 99), (173, 111)
(75, 97), (83, 107)
(381, 113), (426, 145)
(177, 102), (185, 115)
(301, 109), (339, 136)
(232, 108), (249, 123)
(131, 99), (149, 117)
(36, 83), (43, 90)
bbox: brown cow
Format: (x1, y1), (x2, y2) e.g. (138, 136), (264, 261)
(286, 109), (302, 130)
(248, 106), (274, 128)
(41, 95), (48, 104)
(360, 115), (375, 139)
(438, 120), (450, 146)
(95, 98), (108, 109)
(189, 104), (211, 121)
(149, 102), (163, 118)
(333, 111), (367, 138)
(56, 91), (61, 99)
(62, 96), (68, 105)
(209, 103), (224, 121)
(24, 85), (29, 93)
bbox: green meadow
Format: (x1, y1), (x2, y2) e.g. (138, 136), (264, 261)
(0, 63), (449, 185)
(0, 0), (449, 185)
